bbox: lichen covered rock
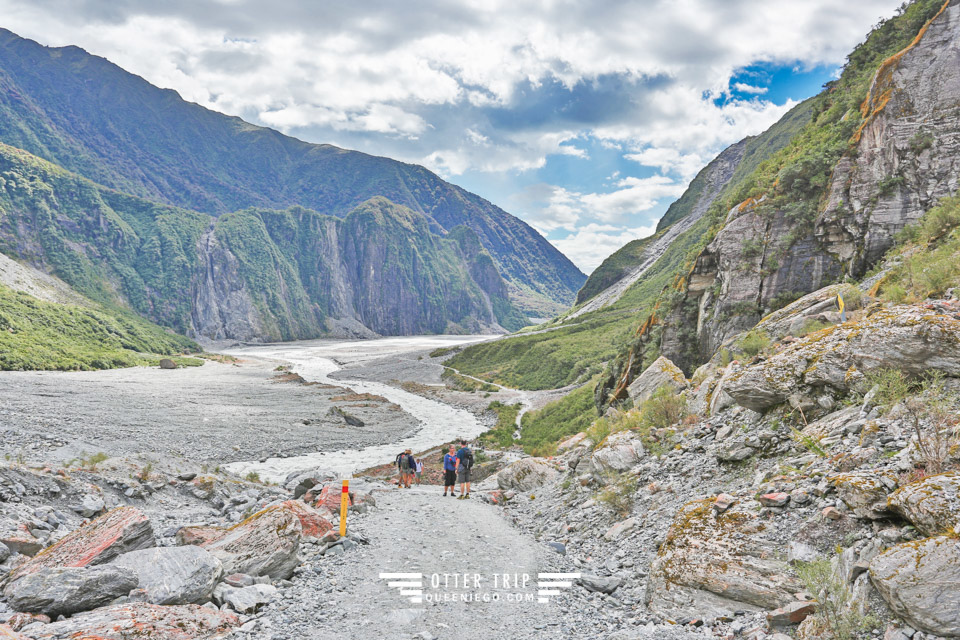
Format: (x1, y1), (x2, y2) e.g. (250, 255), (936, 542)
(201, 506), (301, 580)
(726, 307), (960, 411)
(888, 471), (960, 536)
(645, 498), (801, 618)
(626, 355), (687, 404)
(870, 535), (960, 637)
(23, 603), (239, 639)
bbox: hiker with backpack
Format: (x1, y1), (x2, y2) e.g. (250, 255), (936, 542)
(442, 444), (458, 497)
(456, 440), (474, 499)
(399, 448), (414, 488)
(395, 451), (405, 487)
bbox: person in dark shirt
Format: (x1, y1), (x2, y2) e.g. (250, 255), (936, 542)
(455, 440), (474, 500)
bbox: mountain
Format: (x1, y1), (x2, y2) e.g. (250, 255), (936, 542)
(448, 0), (958, 438)
(0, 28), (585, 317)
(0, 143), (523, 341)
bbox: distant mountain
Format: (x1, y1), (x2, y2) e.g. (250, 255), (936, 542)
(0, 28), (585, 316)
(0, 143), (525, 341)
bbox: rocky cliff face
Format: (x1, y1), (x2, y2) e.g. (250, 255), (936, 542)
(818, 0), (960, 274)
(655, 0), (960, 374)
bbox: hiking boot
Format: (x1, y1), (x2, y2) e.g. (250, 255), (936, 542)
(464, 494), (471, 499)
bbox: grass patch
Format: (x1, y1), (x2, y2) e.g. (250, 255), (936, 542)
(0, 283), (200, 371)
(441, 369), (498, 393)
(519, 379), (600, 453)
(482, 401), (522, 449)
(588, 385), (686, 457)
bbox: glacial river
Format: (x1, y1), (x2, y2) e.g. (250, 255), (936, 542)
(222, 335), (498, 482)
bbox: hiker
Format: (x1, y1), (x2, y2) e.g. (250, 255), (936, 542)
(400, 448), (414, 488)
(395, 451), (405, 487)
(414, 457), (424, 485)
(456, 440), (474, 500)
(442, 444), (458, 497)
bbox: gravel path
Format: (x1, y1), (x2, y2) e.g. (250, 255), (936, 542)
(251, 485), (568, 640)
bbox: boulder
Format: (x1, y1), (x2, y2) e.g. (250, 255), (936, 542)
(71, 494), (105, 518)
(645, 498), (801, 619)
(312, 484), (350, 514)
(215, 583), (277, 613)
(0, 625), (26, 639)
(159, 358), (178, 369)
(0, 534), (41, 558)
(557, 432), (589, 452)
(767, 600), (817, 625)
(0, 541), (9, 563)
(870, 535), (960, 637)
(23, 603), (238, 639)
(201, 506), (301, 579)
(578, 574), (622, 594)
(279, 500), (334, 539)
(176, 525), (224, 547)
(758, 493), (790, 508)
(603, 518), (636, 541)
(726, 307), (960, 411)
(887, 471), (960, 536)
(4, 612), (51, 631)
(111, 545), (223, 605)
(589, 431), (644, 475)
(627, 356), (687, 405)
(5, 507), (154, 584)
(830, 471), (897, 519)
(5, 566), (139, 617)
(496, 459), (559, 492)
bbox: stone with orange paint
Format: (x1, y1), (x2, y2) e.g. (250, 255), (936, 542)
(175, 525), (224, 547)
(313, 484), (351, 514)
(4, 612), (50, 632)
(279, 500), (334, 539)
(4, 507), (154, 585)
(21, 603), (239, 640)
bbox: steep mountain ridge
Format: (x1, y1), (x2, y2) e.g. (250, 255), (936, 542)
(0, 28), (585, 315)
(0, 143), (520, 342)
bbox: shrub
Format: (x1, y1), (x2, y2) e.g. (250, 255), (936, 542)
(795, 558), (881, 640)
(598, 473), (638, 518)
(736, 330), (771, 358)
(245, 471), (261, 483)
(641, 385), (687, 431)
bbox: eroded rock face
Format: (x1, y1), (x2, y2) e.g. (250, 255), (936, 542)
(888, 471), (960, 536)
(645, 498), (801, 618)
(818, 1), (960, 275)
(497, 459), (560, 492)
(626, 356), (687, 405)
(23, 603), (239, 640)
(5, 507), (154, 584)
(726, 307), (960, 411)
(111, 546), (223, 605)
(870, 535), (960, 637)
(5, 566), (139, 617)
(201, 506), (301, 580)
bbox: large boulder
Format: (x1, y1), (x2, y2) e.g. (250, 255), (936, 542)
(496, 458), (560, 492)
(5, 507), (154, 584)
(111, 545), (223, 605)
(870, 535), (960, 637)
(201, 506), (301, 579)
(646, 498), (801, 618)
(888, 471), (960, 536)
(23, 603), (238, 639)
(726, 307), (960, 411)
(830, 471), (897, 519)
(214, 583), (277, 613)
(5, 566), (139, 617)
(627, 356), (687, 405)
(589, 431), (644, 476)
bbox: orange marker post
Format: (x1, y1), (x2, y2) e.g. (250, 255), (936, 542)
(339, 479), (349, 537)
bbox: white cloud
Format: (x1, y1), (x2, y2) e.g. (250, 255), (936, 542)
(580, 176), (686, 223)
(551, 223), (658, 274)
(733, 82), (769, 94)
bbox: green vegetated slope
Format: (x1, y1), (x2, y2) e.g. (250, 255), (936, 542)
(0, 283), (199, 371)
(0, 143), (523, 340)
(456, 0), (950, 450)
(574, 234), (659, 306)
(0, 28), (584, 314)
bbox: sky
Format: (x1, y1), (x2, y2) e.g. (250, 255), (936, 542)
(0, 0), (907, 274)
